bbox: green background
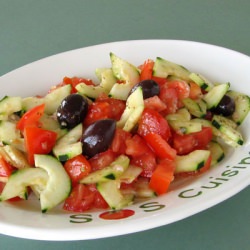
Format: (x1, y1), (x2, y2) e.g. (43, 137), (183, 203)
(0, 0), (249, 249)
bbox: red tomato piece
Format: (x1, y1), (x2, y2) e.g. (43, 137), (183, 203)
(125, 134), (154, 157)
(96, 94), (126, 121)
(111, 128), (131, 155)
(16, 103), (45, 131)
(64, 155), (92, 186)
(172, 126), (213, 155)
(152, 76), (167, 86)
(167, 80), (190, 100)
(0, 156), (14, 177)
(131, 153), (157, 178)
(63, 183), (96, 212)
(84, 101), (111, 126)
(139, 59), (154, 81)
(159, 86), (179, 115)
(144, 96), (167, 113)
(24, 127), (57, 165)
(138, 108), (171, 141)
(149, 159), (175, 195)
(88, 149), (117, 172)
(144, 133), (177, 160)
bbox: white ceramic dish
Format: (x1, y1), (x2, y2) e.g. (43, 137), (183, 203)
(0, 40), (250, 241)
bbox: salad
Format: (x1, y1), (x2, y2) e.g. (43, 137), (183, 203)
(0, 53), (249, 213)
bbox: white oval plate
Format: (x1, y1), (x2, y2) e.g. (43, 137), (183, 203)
(0, 40), (250, 241)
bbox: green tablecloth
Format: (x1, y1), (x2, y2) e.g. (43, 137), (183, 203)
(0, 1), (249, 249)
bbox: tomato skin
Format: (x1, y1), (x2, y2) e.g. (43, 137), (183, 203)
(172, 126), (213, 155)
(64, 155), (92, 186)
(138, 108), (171, 141)
(24, 127), (57, 165)
(16, 103), (45, 131)
(144, 133), (177, 160)
(139, 59), (154, 81)
(149, 159), (175, 195)
(88, 149), (117, 172)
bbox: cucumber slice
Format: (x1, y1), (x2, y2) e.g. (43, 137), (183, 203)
(117, 86), (144, 132)
(76, 84), (106, 99)
(182, 98), (207, 118)
(175, 150), (211, 173)
(0, 145), (30, 169)
(227, 90), (250, 125)
(34, 154), (71, 213)
(109, 53), (140, 100)
(22, 96), (44, 111)
(80, 155), (130, 184)
(44, 84), (72, 114)
(212, 115), (244, 147)
(207, 141), (225, 166)
(203, 82), (230, 109)
(119, 165), (142, 184)
(153, 57), (190, 81)
(95, 68), (117, 91)
(97, 180), (134, 210)
(168, 120), (202, 134)
(189, 72), (214, 91)
(166, 108), (191, 121)
(0, 96), (22, 120)
(0, 120), (21, 145)
(52, 123), (83, 161)
(0, 167), (48, 201)
(110, 53), (140, 84)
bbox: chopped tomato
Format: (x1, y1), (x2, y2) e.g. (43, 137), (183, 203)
(149, 159), (175, 195)
(139, 59), (154, 81)
(152, 76), (167, 86)
(131, 153), (157, 178)
(84, 97), (125, 126)
(159, 86), (179, 115)
(63, 183), (95, 212)
(96, 94), (126, 120)
(189, 82), (202, 99)
(111, 128), (131, 155)
(167, 80), (190, 100)
(16, 103), (45, 131)
(0, 156), (14, 177)
(125, 134), (154, 157)
(172, 126), (213, 155)
(138, 108), (171, 141)
(88, 149), (116, 172)
(64, 155), (92, 186)
(63, 183), (108, 212)
(62, 76), (95, 93)
(144, 133), (177, 160)
(24, 127), (57, 165)
(144, 96), (167, 113)
(84, 101), (111, 126)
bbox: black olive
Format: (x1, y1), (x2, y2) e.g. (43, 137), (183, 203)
(81, 119), (116, 158)
(212, 95), (235, 116)
(57, 94), (88, 129)
(129, 79), (160, 99)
